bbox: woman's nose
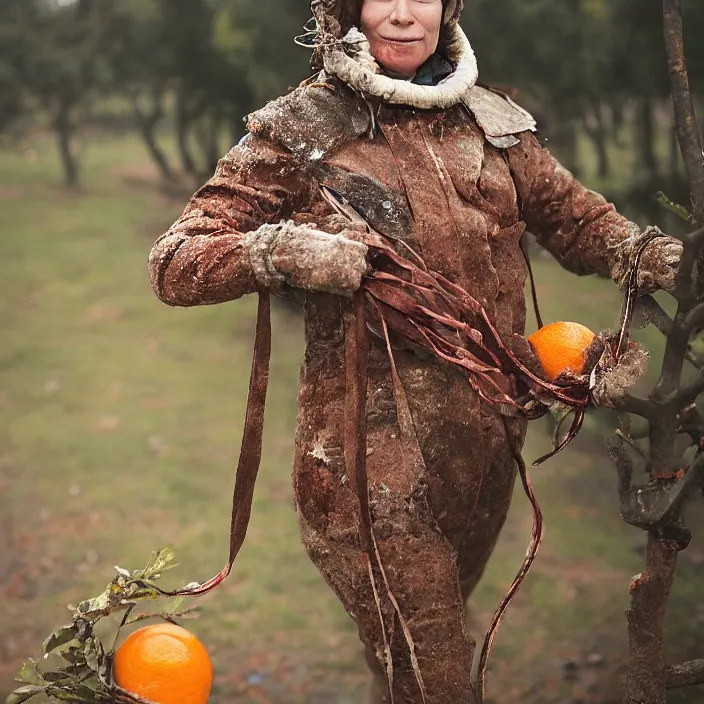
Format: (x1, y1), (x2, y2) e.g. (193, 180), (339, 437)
(390, 0), (415, 25)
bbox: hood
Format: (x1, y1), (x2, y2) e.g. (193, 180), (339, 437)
(309, 0), (478, 110)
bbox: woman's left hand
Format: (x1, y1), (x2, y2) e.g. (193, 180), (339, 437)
(612, 229), (683, 296)
(636, 235), (683, 295)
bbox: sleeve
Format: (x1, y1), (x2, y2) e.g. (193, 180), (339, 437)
(148, 135), (316, 307)
(506, 131), (640, 281)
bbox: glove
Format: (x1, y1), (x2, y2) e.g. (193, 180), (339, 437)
(245, 221), (369, 297)
(611, 226), (683, 295)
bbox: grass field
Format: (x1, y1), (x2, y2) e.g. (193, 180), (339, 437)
(1, 132), (702, 704)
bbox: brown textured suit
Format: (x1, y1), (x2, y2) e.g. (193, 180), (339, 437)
(149, 78), (645, 701)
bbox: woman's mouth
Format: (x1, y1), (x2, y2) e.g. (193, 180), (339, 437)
(381, 37), (422, 44)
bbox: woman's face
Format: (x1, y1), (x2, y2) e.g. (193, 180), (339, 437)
(360, 0), (443, 78)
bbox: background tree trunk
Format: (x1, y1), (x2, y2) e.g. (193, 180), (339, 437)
(175, 87), (198, 177)
(53, 100), (79, 189)
(130, 91), (174, 183)
(637, 97), (660, 181)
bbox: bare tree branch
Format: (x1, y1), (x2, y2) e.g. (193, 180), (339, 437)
(676, 402), (704, 444)
(673, 369), (704, 408)
(667, 659), (704, 689)
(636, 294), (700, 368)
(637, 296), (674, 336)
(617, 452), (704, 533)
(663, 0), (704, 225)
(619, 394), (659, 423)
(617, 5), (704, 703)
(606, 432), (634, 507)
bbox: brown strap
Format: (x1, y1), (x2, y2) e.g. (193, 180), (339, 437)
(520, 237), (544, 331)
(166, 293), (272, 597)
(476, 417), (545, 698)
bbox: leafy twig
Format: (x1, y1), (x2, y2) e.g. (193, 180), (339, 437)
(7, 549), (197, 704)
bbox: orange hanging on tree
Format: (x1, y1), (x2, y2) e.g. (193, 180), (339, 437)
(113, 622), (213, 704)
(527, 321), (596, 382)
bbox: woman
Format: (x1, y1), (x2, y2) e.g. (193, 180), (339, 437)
(149, 1), (680, 701)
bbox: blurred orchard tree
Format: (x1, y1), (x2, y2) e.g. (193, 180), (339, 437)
(0, 0), (701, 200)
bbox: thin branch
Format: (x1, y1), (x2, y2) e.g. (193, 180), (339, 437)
(685, 225), (704, 248)
(676, 402), (704, 444)
(673, 369), (704, 408)
(664, 0), (704, 225)
(606, 433), (634, 507)
(620, 394), (659, 423)
(616, 429), (648, 460)
(619, 452), (704, 531)
(684, 302), (704, 333)
(654, 454), (704, 526)
(637, 296), (673, 336)
(653, 310), (691, 407)
(667, 659), (704, 689)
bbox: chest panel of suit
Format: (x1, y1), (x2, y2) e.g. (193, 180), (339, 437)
(324, 105), (526, 328)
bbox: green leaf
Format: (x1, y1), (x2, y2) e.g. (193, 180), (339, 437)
(76, 590), (111, 619)
(59, 646), (86, 666)
(42, 671), (79, 684)
(655, 191), (693, 223)
(5, 684), (47, 704)
(15, 660), (45, 686)
(43, 625), (79, 656)
(47, 687), (96, 703)
(67, 677), (104, 695)
(161, 597), (186, 614)
(136, 548), (177, 580)
(39, 680), (104, 703)
(83, 636), (105, 674)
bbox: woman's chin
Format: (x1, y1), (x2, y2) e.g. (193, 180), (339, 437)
(373, 46), (426, 78)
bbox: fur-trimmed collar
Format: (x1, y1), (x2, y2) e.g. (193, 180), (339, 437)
(320, 24), (478, 110)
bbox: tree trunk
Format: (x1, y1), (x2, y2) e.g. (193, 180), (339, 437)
(594, 132), (610, 180)
(583, 105), (610, 180)
(637, 97), (660, 181)
(175, 87), (198, 177)
(669, 124), (681, 181)
(54, 101), (79, 189)
(553, 118), (581, 178)
(130, 92), (174, 183)
(622, 535), (678, 704)
(203, 110), (222, 175)
(612, 100), (627, 149)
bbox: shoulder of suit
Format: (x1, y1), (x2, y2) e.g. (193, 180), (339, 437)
(246, 74), (371, 160)
(460, 84), (537, 148)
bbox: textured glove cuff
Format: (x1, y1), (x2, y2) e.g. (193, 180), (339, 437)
(610, 225), (681, 295)
(244, 222), (289, 290)
(244, 220), (369, 296)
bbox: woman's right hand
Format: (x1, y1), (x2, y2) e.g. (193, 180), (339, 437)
(246, 222), (369, 297)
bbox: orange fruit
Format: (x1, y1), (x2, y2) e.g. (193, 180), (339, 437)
(527, 322), (596, 381)
(113, 623), (212, 704)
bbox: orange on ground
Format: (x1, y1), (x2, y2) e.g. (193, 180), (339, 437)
(527, 321), (596, 381)
(113, 623), (212, 704)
